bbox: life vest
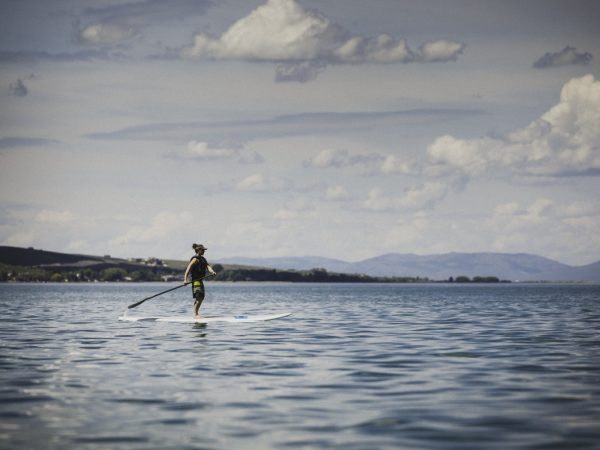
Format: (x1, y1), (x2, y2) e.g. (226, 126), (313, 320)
(190, 255), (208, 280)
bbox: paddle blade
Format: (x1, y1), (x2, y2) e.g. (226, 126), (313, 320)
(128, 299), (146, 309)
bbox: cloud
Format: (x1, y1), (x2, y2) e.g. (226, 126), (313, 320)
(168, 141), (264, 164)
(0, 137), (58, 149)
(492, 198), (600, 226)
(184, 141), (237, 159)
(418, 40), (465, 62)
(78, 23), (137, 45)
(383, 216), (430, 248)
(274, 61), (326, 83)
(181, 0), (336, 61)
(333, 36), (464, 64)
(88, 108), (482, 144)
(533, 46), (593, 69)
(364, 182), (450, 212)
(0, 50), (112, 63)
(235, 173), (291, 193)
(325, 185), (350, 202)
(219, 220), (288, 255)
(1, 207), (105, 254)
(77, 0), (213, 47)
(333, 34), (413, 63)
(34, 210), (78, 224)
(9, 79), (28, 97)
(304, 148), (384, 169)
(273, 199), (315, 220)
(0, 206), (201, 259)
(363, 196), (600, 261)
(485, 198), (600, 257)
(1, 230), (37, 248)
(180, 0), (465, 81)
(380, 155), (419, 175)
(0, 206), (21, 227)
(425, 74), (600, 178)
(110, 210), (194, 247)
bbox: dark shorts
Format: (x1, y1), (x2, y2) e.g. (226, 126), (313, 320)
(192, 280), (205, 301)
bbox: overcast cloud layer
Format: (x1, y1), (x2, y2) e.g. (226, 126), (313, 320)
(1, 0), (599, 265)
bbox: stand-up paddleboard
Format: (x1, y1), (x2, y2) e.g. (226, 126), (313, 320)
(119, 312), (291, 324)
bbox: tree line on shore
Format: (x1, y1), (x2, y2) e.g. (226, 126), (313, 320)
(0, 263), (428, 283)
(0, 262), (505, 283)
(0, 264), (165, 282)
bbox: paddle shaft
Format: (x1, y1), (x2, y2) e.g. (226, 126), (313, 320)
(127, 274), (213, 309)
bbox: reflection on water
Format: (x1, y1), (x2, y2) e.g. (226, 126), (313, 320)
(1, 282), (599, 449)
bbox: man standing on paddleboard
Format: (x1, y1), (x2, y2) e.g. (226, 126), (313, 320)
(184, 243), (217, 318)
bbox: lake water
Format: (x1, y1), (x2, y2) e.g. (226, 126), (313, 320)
(1, 282), (599, 449)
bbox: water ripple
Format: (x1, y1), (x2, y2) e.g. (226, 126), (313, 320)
(0, 282), (599, 449)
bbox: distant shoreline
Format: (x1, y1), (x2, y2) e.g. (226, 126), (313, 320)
(0, 245), (514, 284)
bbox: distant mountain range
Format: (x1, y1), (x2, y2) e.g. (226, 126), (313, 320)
(215, 252), (600, 282)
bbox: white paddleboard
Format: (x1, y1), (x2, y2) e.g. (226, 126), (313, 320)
(119, 312), (291, 324)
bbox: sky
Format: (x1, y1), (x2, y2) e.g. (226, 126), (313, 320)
(1, 0), (599, 265)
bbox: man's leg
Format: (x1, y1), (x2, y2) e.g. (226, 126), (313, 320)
(193, 281), (205, 317)
(194, 296), (204, 317)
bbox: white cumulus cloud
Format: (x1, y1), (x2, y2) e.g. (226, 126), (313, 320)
(235, 173), (291, 192)
(325, 185), (350, 201)
(168, 141), (263, 164)
(418, 40), (465, 62)
(79, 23), (136, 45)
(333, 34), (413, 64)
(185, 141), (238, 159)
(381, 155), (419, 175)
(180, 0), (465, 81)
(304, 148), (384, 169)
(181, 0), (333, 61)
(426, 74), (600, 178)
(364, 182), (449, 212)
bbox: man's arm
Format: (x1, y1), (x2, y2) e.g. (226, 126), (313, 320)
(184, 259), (196, 282)
(207, 264), (217, 276)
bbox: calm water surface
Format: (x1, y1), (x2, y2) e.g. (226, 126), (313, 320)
(1, 282), (599, 449)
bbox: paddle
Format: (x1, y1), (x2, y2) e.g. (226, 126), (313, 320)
(127, 274), (215, 309)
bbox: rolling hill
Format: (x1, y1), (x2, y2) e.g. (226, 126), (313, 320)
(216, 252), (600, 282)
